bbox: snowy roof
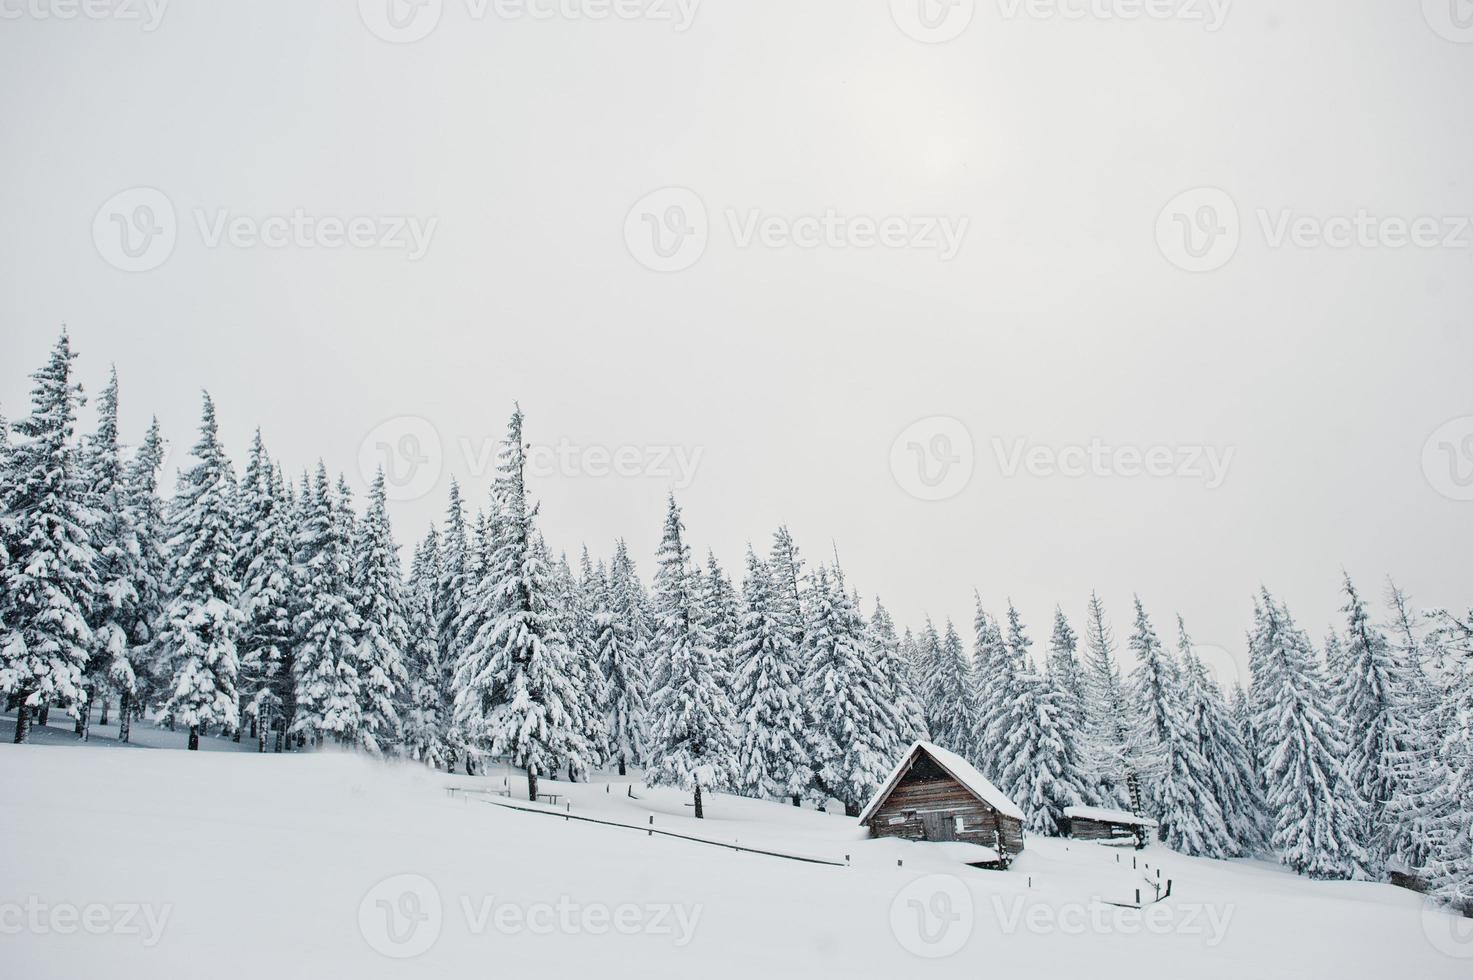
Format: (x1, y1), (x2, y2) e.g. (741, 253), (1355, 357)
(858, 740), (1025, 824)
(1063, 805), (1158, 828)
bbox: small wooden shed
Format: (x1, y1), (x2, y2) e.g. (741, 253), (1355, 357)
(858, 741), (1026, 858)
(1061, 805), (1158, 848)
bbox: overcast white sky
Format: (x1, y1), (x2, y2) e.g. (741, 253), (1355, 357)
(2, 0), (1471, 681)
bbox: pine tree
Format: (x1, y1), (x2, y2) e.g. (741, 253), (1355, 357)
(117, 417), (168, 743)
(599, 544), (649, 776)
(1251, 589), (1368, 878)
(290, 463), (361, 746)
(80, 367), (138, 741)
(451, 407), (581, 801)
(402, 528), (450, 768)
(435, 479), (472, 769)
(645, 494), (737, 818)
(1177, 616), (1265, 855)
(1080, 592), (1139, 812)
(732, 548), (810, 803)
(1334, 574), (1419, 875)
(1046, 608), (1087, 728)
(801, 568), (898, 816)
(352, 470), (410, 756)
(1126, 598), (1230, 856)
(988, 669), (1088, 836)
(0, 334), (99, 743)
(158, 393), (242, 750)
(234, 433), (294, 751)
(926, 618), (977, 757)
(1415, 608), (1473, 907)
(870, 599), (927, 744)
(1382, 582), (1444, 875)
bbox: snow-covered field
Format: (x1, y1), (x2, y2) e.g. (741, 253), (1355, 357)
(5, 736), (1469, 978)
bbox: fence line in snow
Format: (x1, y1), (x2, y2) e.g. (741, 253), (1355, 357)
(444, 786), (851, 869)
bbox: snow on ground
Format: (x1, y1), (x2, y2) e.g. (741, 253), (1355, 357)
(2, 740), (1469, 979)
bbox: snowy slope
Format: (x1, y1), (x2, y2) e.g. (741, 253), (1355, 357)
(2, 745), (1468, 979)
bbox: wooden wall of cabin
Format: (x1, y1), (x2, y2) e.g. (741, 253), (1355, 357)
(867, 775), (1025, 854)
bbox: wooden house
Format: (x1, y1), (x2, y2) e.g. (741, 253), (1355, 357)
(1060, 805), (1158, 848)
(858, 741), (1026, 858)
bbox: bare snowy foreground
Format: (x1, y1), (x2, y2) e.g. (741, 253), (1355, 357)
(2, 741), (1468, 979)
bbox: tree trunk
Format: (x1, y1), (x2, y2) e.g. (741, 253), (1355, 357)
(76, 694), (92, 741)
(793, 795), (802, 808)
(250, 716), (258, 739)
(37, 704), (49, 727)
(694, 783), (704, 820)
(233, 724), (242, 743)
(567, 761), (575, 782)
(12, 698), (31, 744)
(257, 711), (269, 753)
(118, 690), (132, 744)
(618, 756), (627, 777)
(528, 770), (539, 802)
(100, 700), (110, 726)
(187, 725), (200, 751)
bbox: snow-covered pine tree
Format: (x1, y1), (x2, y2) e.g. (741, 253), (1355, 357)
(451, 407), (581, 801)
(926, 618), (977, 758)
(1415, 607), (1473, 908)
(0, 334), (99, 743)
(543, 545), (603, 780)
(1381, 582), (1445, 876)
(645, 494), (737, 818)
(1251, 589), (1369, 879)
(973, 600), (1027, 770)
(1046, 607), (1088, 736)
(702, 550), (742, 709)
(289, 463), (361, 747)
(435, 479), (472, 769)
(733, 547), (811, 804)
(234, 432), (294, 751)
(402, 527), (450, 768)
(768, 525), (807, 654)
(117, 416), (168, 742)
(1126, 598), (1230, 856)
(599, 545), (649, 776)
(1080, 592), (1138, 812)
(870, 599), (927, 744)
(158, 393), (243, 750)
(987, 668), (1088, 836)
(351, 470), (410, 756)
(79, 367), (139, 741)
(801, 567), (898, 816)
(1334, 574), (1421, 875)
(1177, 616), (1265, 855)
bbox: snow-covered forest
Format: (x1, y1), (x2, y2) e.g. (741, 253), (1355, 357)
(2, 331), (1470, 916)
